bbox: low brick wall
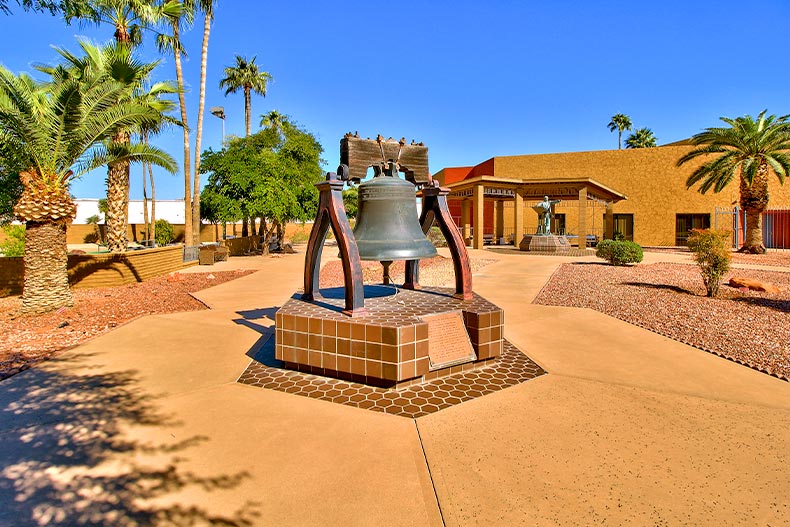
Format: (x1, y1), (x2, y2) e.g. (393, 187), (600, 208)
(223, 236), (261, 256)
(0, 245), (195, 295)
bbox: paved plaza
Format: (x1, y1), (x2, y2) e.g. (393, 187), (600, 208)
(0, 249), (788, 526)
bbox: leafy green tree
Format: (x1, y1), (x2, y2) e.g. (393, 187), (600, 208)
(0, 0), (86, 15)
(0, 42), (177, 313)
(342, 186), (358, 219)
(200, 122), (322, 253)
(0, 224), (25, 256)
(220, 55), (273, 137)
(608, 113), (632, 150)
(678, 110), (790, 254)
(0, 140), (25, 224)
(625, 127), (657, 149)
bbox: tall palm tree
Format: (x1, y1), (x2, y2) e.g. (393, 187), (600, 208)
(624, 127), (657, 149)
(190, 0), (216, 246)
(64, 0), (181, 45)
(678, 111), (790, 254)
(0, 48), (177, 313)
(608, 113), (632, 150)
(158, 0), (196, 247)
(220, 55), (272, 136)
(134, 80), (180, 243)
(158, 0), (216, 246)
(64, 0), (181, 252)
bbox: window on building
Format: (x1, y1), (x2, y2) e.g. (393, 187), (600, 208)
(552, 214), (566, 235)
(675, 214), (710, 246)
(613, 214), (634, 241)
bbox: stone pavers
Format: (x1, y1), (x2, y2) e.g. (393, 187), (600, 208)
(239, 338), (545, 418)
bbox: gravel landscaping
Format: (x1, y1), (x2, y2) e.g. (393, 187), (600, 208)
(535, 261), (790, 380)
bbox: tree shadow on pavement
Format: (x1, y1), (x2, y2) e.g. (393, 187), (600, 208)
(0, 354), (259, 526)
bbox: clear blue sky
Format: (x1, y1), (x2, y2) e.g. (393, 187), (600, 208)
(1, 0), (789, 200)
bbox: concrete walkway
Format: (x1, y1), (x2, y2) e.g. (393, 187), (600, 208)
(0, 248), (788, 526)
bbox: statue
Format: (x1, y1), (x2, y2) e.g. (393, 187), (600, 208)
(532, 196), (561, 235)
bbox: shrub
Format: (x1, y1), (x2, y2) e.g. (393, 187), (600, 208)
(427, 226), (448, 247)
(0, 224), (25, 257)
(687, 228), (731, 297)
(596, 239), (643, 266)
(154, 219), (174, 246)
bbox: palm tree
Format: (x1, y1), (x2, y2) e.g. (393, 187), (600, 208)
(608, 113), (632, 150)
(220, 55), (273, 136)
(0, 47), (177, 313)
(63, 0), (181, 252)
(678, 111), (790, 254)
(190, 0), (216, 246)
(134, 80), (180, 244)
(43, 41), (171, 252)
(625, 127), (657, 149)
(64, 0), (181, 45)
(158, 0), (216, 246)
(158, 0), (196, 247)
(260, 109), (287, 134)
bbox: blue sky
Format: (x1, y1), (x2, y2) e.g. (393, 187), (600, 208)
(1, 0), (789, 200)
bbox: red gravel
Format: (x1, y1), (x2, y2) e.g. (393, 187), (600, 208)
(0, 269), (255, 380)
(318, 256), (497, 288)
(645, 247), (790, 268)
(535, 262), (790, 380)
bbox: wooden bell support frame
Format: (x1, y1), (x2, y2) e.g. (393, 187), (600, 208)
(302, 135), (473, 316)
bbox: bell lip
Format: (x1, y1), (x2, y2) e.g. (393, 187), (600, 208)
(356, 245), (438, 262)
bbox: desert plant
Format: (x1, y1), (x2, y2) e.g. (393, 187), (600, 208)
(687, 228), (731, 297)
(427, 226), (448, 247)
(596, 239), (643, 266)
(0, 224), (24, 256)
(154, 218), (174, 246)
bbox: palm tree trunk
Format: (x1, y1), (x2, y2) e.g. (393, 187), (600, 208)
(141, 133), (150, 242)
(105, 131), (130, 252)
(191, 11), (213, 246)
(149, 152), (156, 245)
(173, 22), (193, 248)
(244, 86), (251, 136)
(739, 164), (769, 254)
(21, 221), (72, 314)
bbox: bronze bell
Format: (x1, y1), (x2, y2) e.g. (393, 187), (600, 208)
(353, 162), (438, 262)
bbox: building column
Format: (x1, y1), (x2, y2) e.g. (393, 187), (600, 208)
(513, 190), (523, 246)
(461, 199), (471, 246)
(473, 184), (484, 249)
(604, 202), (614, 240)
(495, 200), (504, 242)
(578, 187), (588, 249)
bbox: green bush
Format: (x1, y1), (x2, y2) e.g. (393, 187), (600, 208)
(687, 228), (731, 297)
(596, 239), (643, 266)
(154, 219), (174, 246)
(427, 226), (448, 247)
(0, 224), (25, 257)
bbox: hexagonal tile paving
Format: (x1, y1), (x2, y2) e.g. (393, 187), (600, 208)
(238, 339), (546, 418)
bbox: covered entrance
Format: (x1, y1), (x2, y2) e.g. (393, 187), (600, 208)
(444, 176), (627, 250)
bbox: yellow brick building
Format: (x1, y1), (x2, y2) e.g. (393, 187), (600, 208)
(433, 145), (790, 248)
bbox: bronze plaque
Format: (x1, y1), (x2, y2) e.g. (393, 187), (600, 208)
(421, 311), (476, 370)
